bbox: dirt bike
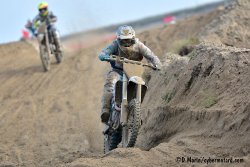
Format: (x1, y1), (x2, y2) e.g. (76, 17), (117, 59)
(103, 55), (159, 153)
(36, 21), (63, 72)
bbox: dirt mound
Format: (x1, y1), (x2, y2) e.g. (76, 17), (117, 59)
(200, 0), (250, 48)
(137, 9), (223, 57)
(138, 43), (250, 153)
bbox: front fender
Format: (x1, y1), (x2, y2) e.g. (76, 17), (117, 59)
(129, 76), (145, 85)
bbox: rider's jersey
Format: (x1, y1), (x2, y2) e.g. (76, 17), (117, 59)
(32, 11), (57, 28)
(99, 38), (161, 70)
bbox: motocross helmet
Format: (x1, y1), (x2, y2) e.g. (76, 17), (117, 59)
(38, 2), (49, 17)
(116, 25), (136, 47)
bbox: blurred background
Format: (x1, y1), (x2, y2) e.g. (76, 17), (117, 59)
(0, 0), (226, 44)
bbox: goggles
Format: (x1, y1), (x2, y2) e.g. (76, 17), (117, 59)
(39, 7), (48, 12)
(118, 38), (135, 47)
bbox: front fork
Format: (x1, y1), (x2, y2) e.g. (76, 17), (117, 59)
(120, 73), (128, 126)
(45, 31), (52, 57)
(136, 84), (142, 103)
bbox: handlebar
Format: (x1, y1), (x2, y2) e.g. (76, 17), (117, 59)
(108, 55), (160, 70)
(36, 18), (56, 27)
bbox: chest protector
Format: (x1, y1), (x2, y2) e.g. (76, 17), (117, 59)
(118, 43), (143, 61)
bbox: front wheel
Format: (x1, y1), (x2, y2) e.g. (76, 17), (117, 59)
(39, 45), (50, 72)
(122, 99), (141, 147)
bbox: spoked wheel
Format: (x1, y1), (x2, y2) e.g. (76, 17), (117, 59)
(122, 99), (141, 147)
(39, 45), (50, 72)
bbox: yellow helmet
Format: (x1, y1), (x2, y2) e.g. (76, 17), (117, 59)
(38, 2), (49, 17)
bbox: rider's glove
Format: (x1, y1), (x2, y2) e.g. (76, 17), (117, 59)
(99, 54), (110, 61)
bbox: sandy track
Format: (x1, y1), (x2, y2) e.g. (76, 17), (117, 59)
(0, 41), (109, 166)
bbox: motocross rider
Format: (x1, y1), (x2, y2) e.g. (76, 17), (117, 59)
(98, 25), (162, 123)
(31, 2), (62, 52)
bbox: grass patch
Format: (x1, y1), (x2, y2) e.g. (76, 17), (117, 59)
(187, 50), (196, 60)
(202, 95), (218, 108)
(170, 37), (199, 56)
(162, 91), (176, 103)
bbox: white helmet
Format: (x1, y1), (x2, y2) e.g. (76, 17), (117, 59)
(116, 25), (136, 47)
(116, 25), (135, 39)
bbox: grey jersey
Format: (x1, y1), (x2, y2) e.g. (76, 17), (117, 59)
(99, 38), (161, 69)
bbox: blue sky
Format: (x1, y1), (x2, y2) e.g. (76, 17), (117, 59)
(0, 0), (221, 43)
